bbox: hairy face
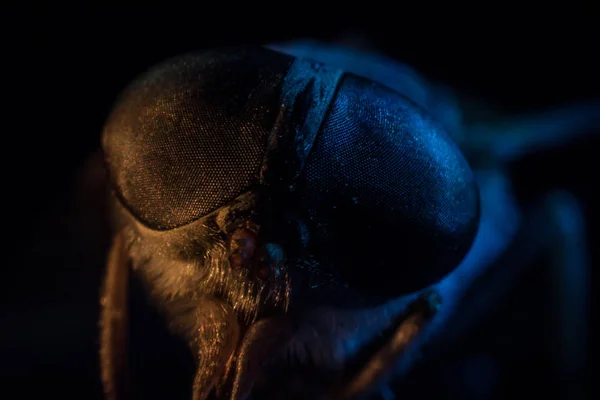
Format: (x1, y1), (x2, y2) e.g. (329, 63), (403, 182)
(116, 188), (439, 399)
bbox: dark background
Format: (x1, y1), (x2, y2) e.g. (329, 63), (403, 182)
(2, 5), (597, 399)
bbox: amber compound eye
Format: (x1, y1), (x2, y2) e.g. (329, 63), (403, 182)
(227, 227), (258, 270)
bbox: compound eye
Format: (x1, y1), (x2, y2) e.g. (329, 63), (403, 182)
(297, 75), (480, 297)
(101, 48), (294, 231)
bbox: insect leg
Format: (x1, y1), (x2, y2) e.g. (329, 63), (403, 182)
(463, 100), (600, 163)
(546, 191), (589, 399)
(99, 231), (131, 400)
(388, 191), (589, 395)
(189, 299), (240, 400)
(229, 318), (293, 400)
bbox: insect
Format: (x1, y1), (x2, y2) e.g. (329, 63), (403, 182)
(99, 41), (597, 399)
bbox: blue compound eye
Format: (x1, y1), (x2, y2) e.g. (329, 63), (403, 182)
(297, 74), (480, 296)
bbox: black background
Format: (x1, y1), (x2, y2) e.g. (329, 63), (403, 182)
(2, 5), (598, 399)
